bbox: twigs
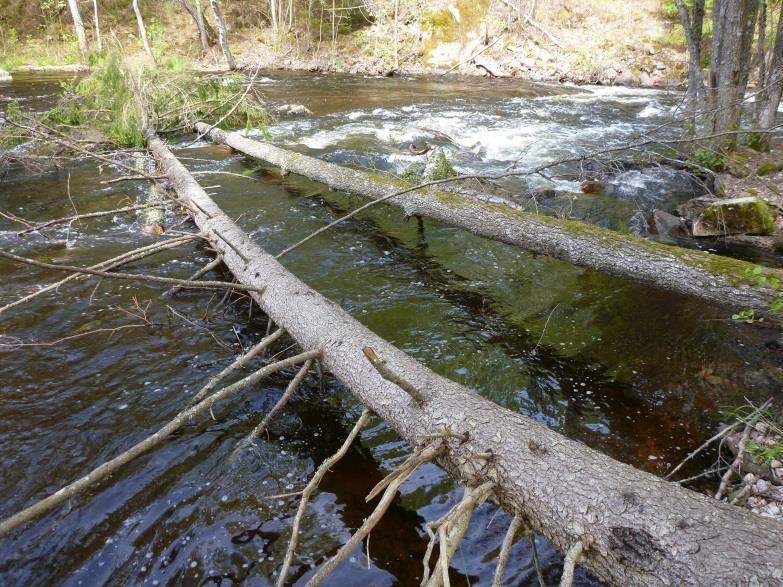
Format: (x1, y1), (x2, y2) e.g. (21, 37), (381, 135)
(251, 358), (313, 439)
(275, 408), (372, 587)
(362, 346), (427, 406)
(666, 398), (773, 481)
(164, 254), (224, 296)
(559, 540), (584, 587)
(190, 327), (286, 405)
(0, 234), (197, 316)
(715, 415), (759, 501)
(0, 348), (321, 538)
(422, 481), (496, 587)
(0, 249), (265, 294)
(492, 513), (524, 586)
(306, 441), (442, 587)
(17, 205), (165, 236)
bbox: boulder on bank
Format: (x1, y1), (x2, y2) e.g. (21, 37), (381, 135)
(691, 197), (776, 237)
(0, 69), (11, 83)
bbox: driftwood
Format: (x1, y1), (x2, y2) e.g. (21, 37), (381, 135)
(146, 129), (783, 585)
(195, 124), (783, 321)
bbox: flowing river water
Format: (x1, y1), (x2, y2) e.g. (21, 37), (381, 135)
(1, 71), (782, 586)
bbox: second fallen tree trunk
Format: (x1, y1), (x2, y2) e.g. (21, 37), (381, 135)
(145, 128), (783, 585)
(195, 123), (783, 321)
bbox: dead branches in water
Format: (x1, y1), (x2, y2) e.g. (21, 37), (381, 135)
(276, 408), (372, 587)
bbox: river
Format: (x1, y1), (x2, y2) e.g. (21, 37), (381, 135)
(1, 70), (781, 586)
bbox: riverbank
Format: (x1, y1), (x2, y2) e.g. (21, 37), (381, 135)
(0, 0), (687, 88)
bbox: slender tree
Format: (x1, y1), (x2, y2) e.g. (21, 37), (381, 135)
(66, 0), (89, 62)
(209, 0), (236, 70)
(673, 0), (706, 115)
(178, 0), (212, 55)
(92, 0), (102, 52)
(132, 0), (156, 64)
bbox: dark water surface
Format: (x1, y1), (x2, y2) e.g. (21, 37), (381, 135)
(1, 72), (782, 586)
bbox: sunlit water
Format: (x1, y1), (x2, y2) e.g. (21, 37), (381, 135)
(1, 71), (782, 586)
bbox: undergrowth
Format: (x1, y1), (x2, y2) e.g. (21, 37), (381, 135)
(35, 54), (267, 147)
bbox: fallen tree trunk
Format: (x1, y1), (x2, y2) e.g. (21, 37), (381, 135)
(147, 129), (783, 586)
(195, 123), (783, 321)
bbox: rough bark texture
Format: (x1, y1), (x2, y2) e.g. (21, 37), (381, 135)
(145, 129), (783, 586)
(755, 5), (783, 150)
(674, 0), (705, 115)
(195, 124), (783, 320)
(708, 0), (759, 149)
(209, 0), (236, 70)
(66, 0), (89, 62)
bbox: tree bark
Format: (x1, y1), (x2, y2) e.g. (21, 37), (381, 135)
(707, 0), (759, 150)
(194, 124), (783, 321)
(146, 128), (783, 586)
(209, 0), (236, 70)
(66, 0), (89, 62)
(674, 0), (705, 116)
(132, 0), (156, 64)
(754, 5), (783, 151)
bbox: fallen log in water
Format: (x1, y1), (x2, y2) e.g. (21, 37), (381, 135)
(145, 129), (783, 585)
(194, 123), (783, 321)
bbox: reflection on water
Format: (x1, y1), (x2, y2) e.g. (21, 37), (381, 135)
(1, 72), (781, 586)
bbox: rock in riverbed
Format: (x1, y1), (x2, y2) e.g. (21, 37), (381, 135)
(691, 197), (776, 237)
(0, 69), (11, 82)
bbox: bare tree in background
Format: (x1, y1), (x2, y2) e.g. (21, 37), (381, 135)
(92, 0), (102, 52)
(753, 1), (783, 150)
(66, 0), (89, 61)
(132, 0), (156, 64)
(209, 0), (236, 70)
(178, 0), (213, 55)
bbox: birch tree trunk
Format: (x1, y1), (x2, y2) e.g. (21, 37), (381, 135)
(209, 0), (236, 70)
(145, 127), (783, 587)
(132, 0), (156, 64)
(66, 0), (89, 62)
(195, 124), (783, 321)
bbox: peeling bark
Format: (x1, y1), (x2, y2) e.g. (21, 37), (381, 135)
(146, 129), (783, 586)
(195, 124), (783, 321)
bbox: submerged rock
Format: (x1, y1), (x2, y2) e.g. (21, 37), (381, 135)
(0, 69), (11, 82)
(650, 209), (687, 238)
(691, 197), (776, 237)
(275, 103), (313, 116)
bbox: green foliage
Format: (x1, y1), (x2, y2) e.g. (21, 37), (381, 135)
(427, 150), (457, 180)
(38, 54), (267, 148)
(732, 266), (783, 322)
(688, 147), (726, 172)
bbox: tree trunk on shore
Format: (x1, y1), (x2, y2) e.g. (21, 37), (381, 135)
(66, 0), (89, 62)
(145, 128), (783, 586)
(178, 0), (213, 55)
(92, 0), (102, 52)
(674, 0), (705, 117)
(209, 0), (236, 70)
(707, 0), (758, 150)
(194, 124), (783, 321)
(132, 0), (156, 64)
(754, 5), (783, 151)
